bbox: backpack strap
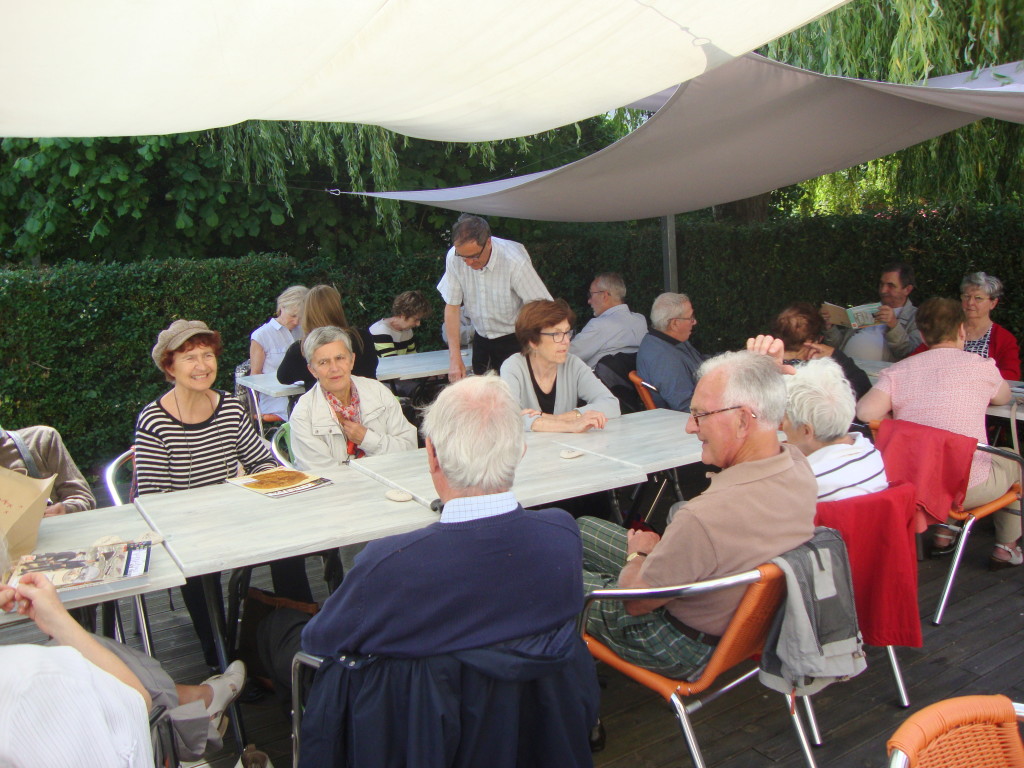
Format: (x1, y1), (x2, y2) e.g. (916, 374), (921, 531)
(0, 427), (45, 479)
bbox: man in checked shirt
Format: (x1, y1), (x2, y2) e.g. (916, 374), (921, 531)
(438, 213), (552, 381)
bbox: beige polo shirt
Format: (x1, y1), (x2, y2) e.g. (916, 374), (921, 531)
(641, 443), (817, 636)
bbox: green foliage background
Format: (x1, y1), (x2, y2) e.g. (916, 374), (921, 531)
(3, 205), (1021, 476)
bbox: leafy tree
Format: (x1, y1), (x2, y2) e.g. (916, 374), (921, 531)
(762, 0), (1024, 213)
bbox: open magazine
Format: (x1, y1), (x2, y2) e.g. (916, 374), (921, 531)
(821, 301), (883, 329)
(227, 467), (333, 498)
(5, 538), (153, 590)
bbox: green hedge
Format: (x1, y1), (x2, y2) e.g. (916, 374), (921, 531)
(2, 206), (1022, 476)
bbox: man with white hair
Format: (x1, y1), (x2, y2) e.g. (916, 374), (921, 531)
(301, 374), (586, 657)
(578, 352), (816, 678)
(636, 292), (705, 411)
(569, 272), (648, 368)
(781, 358), (887, 501)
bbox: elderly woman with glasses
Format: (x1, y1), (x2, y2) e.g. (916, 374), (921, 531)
(290, 326), (417, 471)
(957, 272), (1019, 380)
(500, 299), (620, 432)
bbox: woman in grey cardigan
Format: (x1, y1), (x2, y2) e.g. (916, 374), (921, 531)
(500, 299), (620, 432)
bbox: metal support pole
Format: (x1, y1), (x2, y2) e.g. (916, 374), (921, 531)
(661, 215), (678, 293)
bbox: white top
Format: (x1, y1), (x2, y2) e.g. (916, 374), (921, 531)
(0, 645), (152, 768)
(369, 318), (413, 345)
(807, 432), (888, 501)
(437, 237), (551, 339)
(499, 352), (621, 430)
(250, 317), (303, 419)
(569, 303), (648, 368)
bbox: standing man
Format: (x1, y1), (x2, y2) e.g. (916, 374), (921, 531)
(437, 214), (551, 381)
(636, 292), (705, 411)
(570, 272), (648, 368)
(823, 262), (923, 361)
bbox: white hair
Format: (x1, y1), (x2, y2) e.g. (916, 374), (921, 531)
(421, 374), (524, 494)
(302, 326), (351, 364)
(961, 271), (1004, 299)
(784, 358), (855, 443)
(650, 292), (691, 332)
(594, 272), (627, 301)
(697, 351), (786, 430)
(276, 285), (309, 315)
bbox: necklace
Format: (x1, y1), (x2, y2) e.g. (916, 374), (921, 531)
(171, 388), (226, 488)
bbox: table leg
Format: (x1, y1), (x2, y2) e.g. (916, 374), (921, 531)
(202, 572), (247, 752)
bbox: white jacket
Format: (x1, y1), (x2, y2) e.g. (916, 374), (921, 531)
(290, 377), (417, 471)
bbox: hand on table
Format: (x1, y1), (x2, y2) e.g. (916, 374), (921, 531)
(745, 335), (797, 375)
(569, 411), (607, 432)
(44, 501), (68, 517)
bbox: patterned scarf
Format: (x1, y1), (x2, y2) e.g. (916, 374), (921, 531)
(324, 386), (364, 459)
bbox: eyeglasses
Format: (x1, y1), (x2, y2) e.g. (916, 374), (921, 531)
(960, 294), (993, 303)
(673, 314), (696, 324)
(588, 290), (608, 298)
(455, 243), (488, 261)
(539, 329), (575, 343)
(689, 405), (756, 427)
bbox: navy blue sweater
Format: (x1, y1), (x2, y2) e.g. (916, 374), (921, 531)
(301, 506), (583, 658)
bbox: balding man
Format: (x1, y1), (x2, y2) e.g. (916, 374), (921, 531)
(438, 214), (551, 381)
(569, 272), (648, 368)
(578, 352), (816, 678)
(636, 292), (705, 411)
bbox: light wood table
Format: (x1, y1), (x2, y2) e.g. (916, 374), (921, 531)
(376, 348), (470, 382)
(551, 408), (703, 474)
(236, 373), (305, 399)
(349, 431), (648, 510)
(0, 505), (183, 628)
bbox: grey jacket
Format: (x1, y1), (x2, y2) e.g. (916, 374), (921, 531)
(759, 527), (866, 696)
(823, 299), (921, 362)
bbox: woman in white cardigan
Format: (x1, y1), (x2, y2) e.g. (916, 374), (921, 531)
(500, 299), (620, 432)
(291, 326), (417, 470)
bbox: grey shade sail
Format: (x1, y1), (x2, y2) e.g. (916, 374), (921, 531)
(360, 55), (1024, 221)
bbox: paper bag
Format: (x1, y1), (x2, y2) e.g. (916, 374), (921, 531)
(0, 465), (55, 559)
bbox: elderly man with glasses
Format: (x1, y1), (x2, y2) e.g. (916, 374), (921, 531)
(578, 351), (817, 680)
(636, 292), (706, 411)
(438, 213), (551, 382)
(569, 272), (648, 369)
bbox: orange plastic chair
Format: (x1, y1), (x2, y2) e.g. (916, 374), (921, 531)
(581, 564), (819, 768)
(887, 694), (1024, 768)
(628, 370), (657, 411)
(869, 420), (1024, 624)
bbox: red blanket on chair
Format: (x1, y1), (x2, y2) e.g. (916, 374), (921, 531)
(815, 481), (922, 648)
(874, 419), (976, 530)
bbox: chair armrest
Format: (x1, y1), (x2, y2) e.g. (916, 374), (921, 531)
(977, 444), (1024, 469)
(578, 569), (762, 634)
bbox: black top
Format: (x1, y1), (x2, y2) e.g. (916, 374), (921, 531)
(527, 356), (557, 415)
(276, 327), (379, 390)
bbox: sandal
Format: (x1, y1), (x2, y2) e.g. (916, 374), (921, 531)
(931, 531), (958, 557)
(202, 660), (246, 732)
(989, 543), (1023, 571)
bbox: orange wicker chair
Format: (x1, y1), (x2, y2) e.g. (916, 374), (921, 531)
(628, 370), (658, 411)
(887, 694), (1024, 768)
(581, 564), (819, 768)
(869, 420), (1024, 625)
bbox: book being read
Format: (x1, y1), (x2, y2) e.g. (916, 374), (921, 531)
(821, 302), (883, 329)
(227, 467), (333, 498)
(5, 536), (155, 590)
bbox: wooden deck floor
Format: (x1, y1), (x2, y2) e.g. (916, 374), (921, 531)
(3, 515), (1022, 768)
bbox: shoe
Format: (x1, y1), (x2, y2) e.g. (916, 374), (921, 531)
(203, 660), (246, 727)
(989, 543), (1023, 570)
(931, 530), (958, 557)
(239, 744), (273, 768)
(589, 719), (606, 753)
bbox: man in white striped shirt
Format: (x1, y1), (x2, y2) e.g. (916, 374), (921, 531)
(438, 214), (551, 381)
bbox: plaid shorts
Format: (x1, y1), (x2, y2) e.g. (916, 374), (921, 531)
(579, 516), (714, 680)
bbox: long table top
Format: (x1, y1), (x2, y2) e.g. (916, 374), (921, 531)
(134, 467), (437, 577)
(236, 373), (304, 398)
(0, 505), (184, 626)
(376, 348), (470, 382)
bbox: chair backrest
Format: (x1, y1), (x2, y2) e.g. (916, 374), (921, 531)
(595, 353), (642, 413)
(815, 482), (921, 648)
(628, 370), (657, 411)
(887, 694), (1024, 768)
(104, 447), (135, 506)
(272, 423), (295, 469)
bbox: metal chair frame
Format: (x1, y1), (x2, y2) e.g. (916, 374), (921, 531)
(579, 566), (820, 768)
(869, 420), (1024, 625)
(887, 695), (1024, 768)
(625, 370), (685, 523)
(103, 447), (156, 656)
(291, 651), (325, 768)
(271, 422), (295, 469)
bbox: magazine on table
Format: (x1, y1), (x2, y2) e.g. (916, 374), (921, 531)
(227, 467), (333, 498)
(5, 538), (153, 591)
(821, 301), (883, 329)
